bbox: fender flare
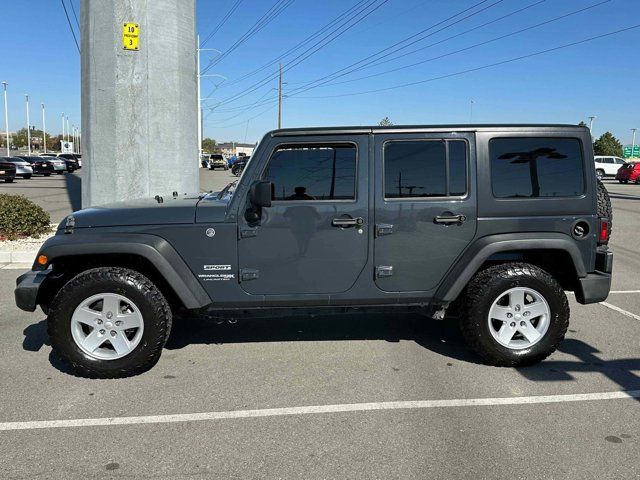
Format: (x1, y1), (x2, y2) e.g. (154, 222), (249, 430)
(36, 233), (211, 309)
(434, 233), (587, 303)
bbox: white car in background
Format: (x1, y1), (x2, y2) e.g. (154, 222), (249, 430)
(594, 155), (626, 180)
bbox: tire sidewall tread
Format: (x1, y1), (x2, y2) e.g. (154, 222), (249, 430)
(47, 266), (172, 379)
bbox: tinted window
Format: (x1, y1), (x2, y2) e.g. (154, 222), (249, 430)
(490, 137), (584, 198)
(263, 144), (356, 201)
(615, 158), (626, 164)
(384, 140), (467, 198)
(449, 141), (467, 196)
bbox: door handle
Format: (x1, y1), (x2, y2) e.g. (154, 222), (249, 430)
(332, 217), (364, 227)
(434, 214), (466, 225)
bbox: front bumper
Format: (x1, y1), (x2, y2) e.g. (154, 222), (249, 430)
(15, 270), (52, 312)
(16, 166), (33, 176)
(575, 250), (613, 304)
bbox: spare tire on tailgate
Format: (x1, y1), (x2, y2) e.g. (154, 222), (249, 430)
(596, 179), (612, 239)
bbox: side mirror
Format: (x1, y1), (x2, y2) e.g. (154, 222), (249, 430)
(250, 181), (272, 208)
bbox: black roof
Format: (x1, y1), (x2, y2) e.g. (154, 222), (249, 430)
(270, 124), (587, 136)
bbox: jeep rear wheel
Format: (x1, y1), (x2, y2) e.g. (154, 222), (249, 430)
(48, 267), (172, 378)
(459, 263), (569, 367)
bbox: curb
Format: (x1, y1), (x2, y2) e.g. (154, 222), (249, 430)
(0, 250), (38, 265)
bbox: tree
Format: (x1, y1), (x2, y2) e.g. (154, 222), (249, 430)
(202, 137), (217, 153)
(378, 117), (393, 127)
(593, 132), (623, 157)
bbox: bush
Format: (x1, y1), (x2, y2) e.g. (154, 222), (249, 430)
(0, 194), (51, 240)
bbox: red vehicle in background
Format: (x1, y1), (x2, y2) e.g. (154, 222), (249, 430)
(615, 162), (640, 183)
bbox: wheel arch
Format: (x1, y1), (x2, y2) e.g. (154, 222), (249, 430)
(435, 233), (587, 304)
(35, 233), (211, 311)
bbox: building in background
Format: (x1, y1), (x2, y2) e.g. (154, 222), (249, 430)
(218, 142), (256, 157)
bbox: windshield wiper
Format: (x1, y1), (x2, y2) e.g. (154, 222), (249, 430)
(217, 181), (237, 200)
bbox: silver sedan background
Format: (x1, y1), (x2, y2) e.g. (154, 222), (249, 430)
(3, 157), (33, 179)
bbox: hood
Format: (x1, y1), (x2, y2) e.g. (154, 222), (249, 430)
(59, 194), (204, 229)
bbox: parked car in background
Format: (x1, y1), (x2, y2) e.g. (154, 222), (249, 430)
(615, 162), (640, 184)
(231, 156), (249, 176)
(57, 153), (81, 170)
(37, 155), (67, 174)
(3, 157), (33, 179)
(0, 158), (17, 183)
(594, 155), (626, 180)
(208, 154), (228, 170)
(17, 156), (55, 176)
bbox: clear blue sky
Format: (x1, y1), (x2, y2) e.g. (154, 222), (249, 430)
(1, 0), (639, 145)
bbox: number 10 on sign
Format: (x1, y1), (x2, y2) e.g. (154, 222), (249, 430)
(123, 23), (140, 51)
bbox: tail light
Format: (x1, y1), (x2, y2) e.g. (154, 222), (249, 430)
(598, 218), (610, 245)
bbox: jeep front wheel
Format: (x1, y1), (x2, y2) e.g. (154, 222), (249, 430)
(48, 267), (172, 378)
(459, 263), (569, 367)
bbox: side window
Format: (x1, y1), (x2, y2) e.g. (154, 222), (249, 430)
(604, 158), (614, 164)
(616, 158), (626, 164)
(490, 137), (585, 198)
(384, 140), (467, 198)
(263, 144), (356, 201)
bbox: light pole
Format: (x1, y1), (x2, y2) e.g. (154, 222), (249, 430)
(66, 116), (70, 143)
(61, 113), (65, 151)
(588, 116), (596, 134)
(2, 81), (9, 156)
(42, 103), (47, 154)
(469, 99), (475, 123)
(632, 128), (637, 159)
(25, 94), (32, 154)
(196, 35), (223, 165)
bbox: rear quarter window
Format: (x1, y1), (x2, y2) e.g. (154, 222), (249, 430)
(490, 137), (585, 198)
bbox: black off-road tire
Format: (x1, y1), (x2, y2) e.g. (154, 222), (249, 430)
(459, 263), (569, 367)
(596, 179), (612, 239)
(48, 267), (172, 378)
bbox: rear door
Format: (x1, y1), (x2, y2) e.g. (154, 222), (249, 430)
(373, 132), (477, 292)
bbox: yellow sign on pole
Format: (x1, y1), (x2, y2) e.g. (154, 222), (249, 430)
(122, 23), (140, 51)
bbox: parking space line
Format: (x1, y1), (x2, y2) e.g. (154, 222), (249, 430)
(0, 390), (638, 432)
(609, 290), (640, 294)
(599, 301), (640, 321)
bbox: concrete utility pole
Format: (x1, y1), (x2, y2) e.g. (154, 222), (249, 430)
(81, 0), (198, 207)
(2, 82), (9, 156)
(278, 62), (283, 129)
(42, 103), (47, 154)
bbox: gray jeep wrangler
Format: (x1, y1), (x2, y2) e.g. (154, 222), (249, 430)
(15, 125), (613, 378)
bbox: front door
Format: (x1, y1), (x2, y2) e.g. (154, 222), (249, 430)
(374, 132), (477, 292)
(238, 135), (369, 295)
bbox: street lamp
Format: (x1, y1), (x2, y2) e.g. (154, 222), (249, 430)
(61, 112), (65, 151)
(42, 103), (47, 154)
(25, 94), (31, 155)
(2, 81), (8, 156)
(588, 116), (596, 135)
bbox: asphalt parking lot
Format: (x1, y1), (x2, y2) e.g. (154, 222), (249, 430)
(0, 176), (638, 479)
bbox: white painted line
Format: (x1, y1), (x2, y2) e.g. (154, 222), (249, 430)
(609, 290), (640, 294)
(600, 302), (640, 321)
(1, 390), (638, 432)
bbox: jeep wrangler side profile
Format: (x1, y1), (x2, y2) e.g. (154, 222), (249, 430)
(15, 125), (613, 378)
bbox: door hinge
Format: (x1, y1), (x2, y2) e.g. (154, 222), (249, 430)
(375, 223), (393, 237)
(240, 268), (260, 281)
(375, 265), (393, 278)
(239, 228), (258, 239)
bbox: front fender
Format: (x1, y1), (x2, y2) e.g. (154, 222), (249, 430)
(434, 233), (587, 303)
(34, 233), (211, 310)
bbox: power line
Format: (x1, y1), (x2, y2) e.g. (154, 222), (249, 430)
(287, 0), (504, 96)
(293, 24), (640, 99)
(310, 0), (609, 89)
(220, 0), (372, 88)
(201, 0), (294, 74)
(60, 0), (80, 54)
(210, 0), (390, 108)
(69, 0), (80, 30)
(200, 0), (243, 48)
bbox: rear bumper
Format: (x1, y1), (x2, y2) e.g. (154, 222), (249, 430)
(15, 270), (52, 312)
(575, 250), (613, 305)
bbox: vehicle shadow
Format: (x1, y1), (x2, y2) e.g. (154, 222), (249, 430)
(22, 314), (640, 392)
(64, 172), (82, 212)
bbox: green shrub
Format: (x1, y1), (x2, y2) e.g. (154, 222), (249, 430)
(0, 194), (51, 240)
